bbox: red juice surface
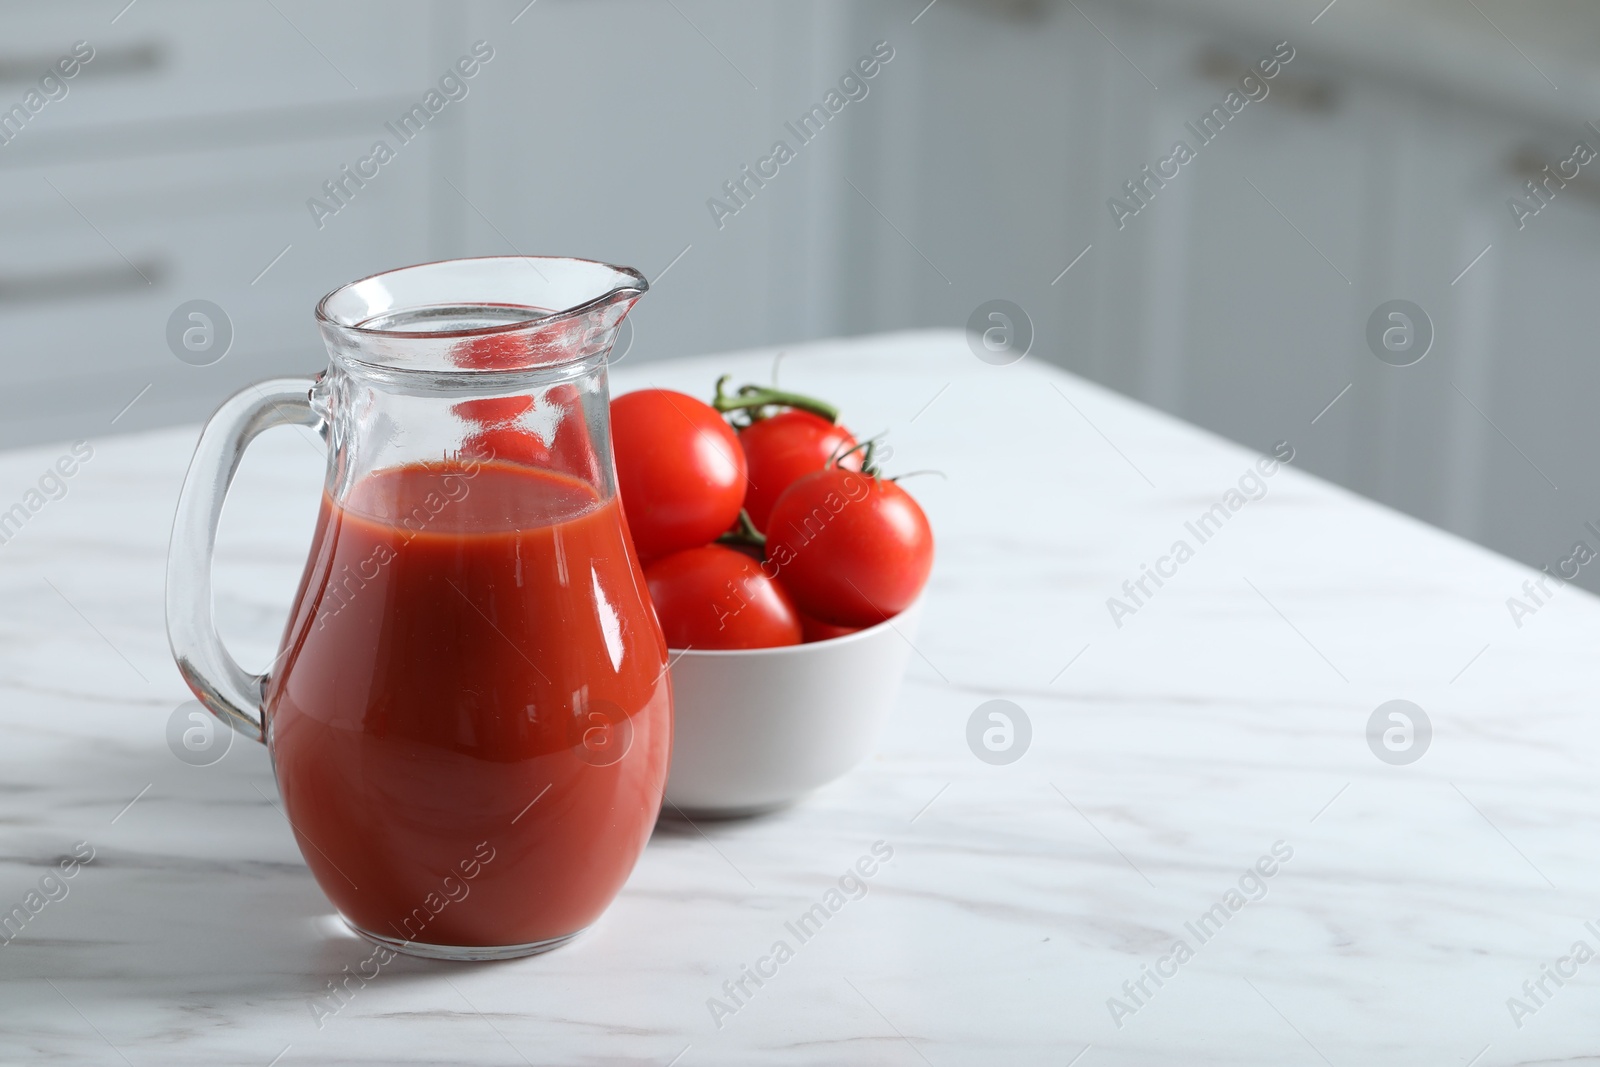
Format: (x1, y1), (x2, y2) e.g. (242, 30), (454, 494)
(264, 459), (670, 948)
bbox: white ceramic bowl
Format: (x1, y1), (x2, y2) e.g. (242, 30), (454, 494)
(662, 599), (922, 818)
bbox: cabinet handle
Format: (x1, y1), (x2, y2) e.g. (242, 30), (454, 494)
(1195, 48), (1336, 112)
(0, 43), (163, 84)
(0, 260), (165, 304)
(1509, 150), (1600, 209)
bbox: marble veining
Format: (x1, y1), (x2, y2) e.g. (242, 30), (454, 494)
(0, 330), (1595, 1064)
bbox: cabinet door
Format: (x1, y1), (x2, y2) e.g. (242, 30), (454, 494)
(1455, 128), (1600, 588)
(453, 0), (853, 365)
(825, 0), (1112, 385)
(824, 5), (1380, 479)
(0, 1), (439, 446)
(1123, 32), (1378, 482)
(0, 0), (431, 131)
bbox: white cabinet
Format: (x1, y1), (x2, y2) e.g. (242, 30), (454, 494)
(826, 0), (1600, 593)
(1113, 28), (1370, 474)
(0, 2), (430, 132)
(0, 134), (436, 440)
(452, 0), (859, 365)
(1454, 132), (1600, 576)
(1137, 34), (1600, 589)
(1, 0), (1595, 595)
(0, 0), (436, 447)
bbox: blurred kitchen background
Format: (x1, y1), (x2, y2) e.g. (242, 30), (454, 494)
(1, 0), (1595, 589)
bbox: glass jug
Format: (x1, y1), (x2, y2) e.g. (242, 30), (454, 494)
(166, 256), (670, 959)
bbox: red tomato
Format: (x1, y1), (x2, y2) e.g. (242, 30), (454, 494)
(737, 410), (861, 533)
(800, 613), (861, 643)
(611, 389), (746, 561)
(644, 545), (802, 650)
(766, 468), (933, 627)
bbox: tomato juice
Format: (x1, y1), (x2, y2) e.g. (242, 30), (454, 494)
(264, 459), (670, 950)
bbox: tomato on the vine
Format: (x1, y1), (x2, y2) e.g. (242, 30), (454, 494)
(611, 389), (746, 561)
(644, 545), (802, 649)
(766, 464), (933, 627)
(736, 410), (862, 533)
(710, 377), (861, 533)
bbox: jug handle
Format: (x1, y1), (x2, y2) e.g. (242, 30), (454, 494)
(166, 378), (324, 743)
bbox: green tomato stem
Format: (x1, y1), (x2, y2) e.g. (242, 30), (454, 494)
(834, 434), (885, 477)
(715, 508), (767, 547)
(712, 374), (840, 423)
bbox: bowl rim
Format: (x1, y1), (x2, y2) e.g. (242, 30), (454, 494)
(667, 595), (924, 659)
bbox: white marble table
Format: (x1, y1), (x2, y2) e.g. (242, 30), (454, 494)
(1, 328), (1594, 1065)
